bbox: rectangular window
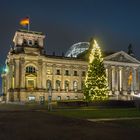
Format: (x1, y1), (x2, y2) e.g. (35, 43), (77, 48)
(82, 71), (86, 76)
(28, 96), (35, 101)
(27, 80), (34, 88)
(65, 70), (69, 76)
(57, 96), (61, 101)
(56, 69), (60, 75)
(66, 96), (70, 100)
(75, 96), (78, 100)
(74, 71), (77, 76)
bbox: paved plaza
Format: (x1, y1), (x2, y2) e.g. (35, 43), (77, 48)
(0, 110), (140, 140)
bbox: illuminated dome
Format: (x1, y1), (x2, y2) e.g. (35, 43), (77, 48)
(65, 42), (89, 57)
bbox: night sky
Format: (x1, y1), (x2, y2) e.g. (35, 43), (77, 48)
(0, 0), (140, 89)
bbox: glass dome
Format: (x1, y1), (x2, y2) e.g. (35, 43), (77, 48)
(65, 42), (89, 57)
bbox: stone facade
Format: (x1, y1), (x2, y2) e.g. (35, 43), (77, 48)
(1, 29), (140, 102)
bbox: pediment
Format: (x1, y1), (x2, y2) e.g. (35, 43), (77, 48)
(25, 73), (37, 77)
(104, 51), (140, 64)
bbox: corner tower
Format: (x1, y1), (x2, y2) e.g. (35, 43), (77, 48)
(2, 29), (46, 102)
(12, 29), (45, 55)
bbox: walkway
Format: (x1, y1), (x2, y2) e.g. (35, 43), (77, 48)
(87, 117), (140, 122)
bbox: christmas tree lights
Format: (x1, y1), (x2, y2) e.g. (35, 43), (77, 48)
(84, 39), (109, 101)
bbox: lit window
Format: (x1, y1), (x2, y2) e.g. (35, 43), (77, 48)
(26, 66), (36, 73)
(57, 96), (61, 101)
(74, 71), (78, 76)
(66, 96), (70, 100)
(56, 80), (61, 91)
(65, 80), (69, 91)
(27, 80), (34, 88)
(28, 96), (36, 101)
(73, 81), (78, 91)
(75, 96), (78, 100)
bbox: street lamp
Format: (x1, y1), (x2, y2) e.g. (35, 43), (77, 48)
(4, 67), (8, 73)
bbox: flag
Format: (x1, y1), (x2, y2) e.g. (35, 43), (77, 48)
(128, 70), (132, 85)
(20, 17), (29, 26)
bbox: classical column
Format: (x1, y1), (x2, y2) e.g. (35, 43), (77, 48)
(125, 67), (131, 93)
(61, 66), (64, 90)
(130, 68), (134, 91)
(133, 67), (137, 92)
(136, 68), (140, 91)
(14, 59), (20, 88)
(20, 58), (25, 88)
(111, 66), (115, 92)
(52, 64), (56, 90)
(9, 63), (13, 89)
(115, 67), (118, 91)
(118, 67), (123, 91)
(105, 67), (108, 85)
(122, 67), (126, 90)
(108, 66), (112, 91)
(122, 67), (128, 95)
(37, 59), (42, 88)
(70, 66), (73, 91)
(42, 62), (46, 89)
(106, 65), (112, 95)
(78, 69), (82, 91)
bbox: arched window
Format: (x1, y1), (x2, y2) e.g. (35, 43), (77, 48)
(34, 40), (38, 47)
(73, 81), (78, 92)
(46, 80), (52, 91)
(26, 66), (36, 73)
(56, 80), (61, 91)
(28, 40), (33, 46)
(23, 39), (27, 46)
(65, 80), (69, 91)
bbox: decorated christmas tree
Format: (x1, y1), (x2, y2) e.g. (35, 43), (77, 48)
(84, 39), (108, 101)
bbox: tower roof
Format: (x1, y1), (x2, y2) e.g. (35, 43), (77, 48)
(13, 29), (45, 48)
(17, 29), (44, 35)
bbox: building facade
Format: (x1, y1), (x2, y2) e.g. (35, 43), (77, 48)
(1, 30), (140, 102)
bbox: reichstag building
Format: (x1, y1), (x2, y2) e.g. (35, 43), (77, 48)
(1, 29), (140, 102)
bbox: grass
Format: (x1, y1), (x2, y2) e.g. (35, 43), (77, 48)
(0, 103), (48, 111)
(50, 108), (140, 119)
(1, 103), (140, 120)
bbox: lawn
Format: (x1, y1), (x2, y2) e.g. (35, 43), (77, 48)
(50, 108), (140, 119)
(0, 103), (48, 111)
(1, 103), (140, 120)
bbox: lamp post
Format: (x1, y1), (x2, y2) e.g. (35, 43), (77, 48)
(48, 86), (52, 111)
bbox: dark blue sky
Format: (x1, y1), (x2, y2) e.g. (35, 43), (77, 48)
(0, 0), (140, 68)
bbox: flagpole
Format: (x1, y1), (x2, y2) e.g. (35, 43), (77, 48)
(28, 16), (30, 31)
(28, 22), (30, 31)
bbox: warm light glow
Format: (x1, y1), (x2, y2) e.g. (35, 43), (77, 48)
(128, 70), (132, 85)
(89, 40), (102, 63)
(133, 93), (140, 98)
(84, 39), (109, 101)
